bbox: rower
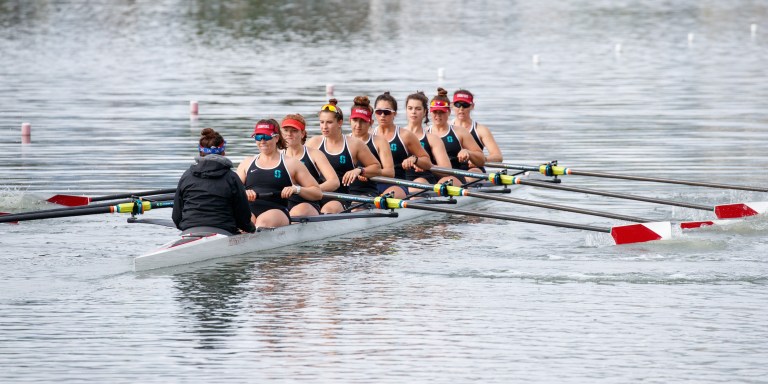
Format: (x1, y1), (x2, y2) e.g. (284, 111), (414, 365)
(428, 87), (485, 183)
(347, 95), (395, 198)
(172, 128), (255, 236)
(236, 119), (323, 227)
(306, 98), (382, 214)
(450, 88), (503, 171)
(402, 90), (453, 191)
(372, 91), (431, 198)
(280, 114), (340, 217)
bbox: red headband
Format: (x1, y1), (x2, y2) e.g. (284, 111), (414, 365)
(453, 92), (473, 104)
(252, 122), (278, 137)
(281, 118), (306, 131)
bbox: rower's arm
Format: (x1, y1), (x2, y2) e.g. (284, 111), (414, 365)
(352, 139), (382, 178)
(427, 133), (453, 168)
(373, 136), (395, 178)
(287, 158), (323, 201)
(308, 147), (340, 192)
(458, 130), (486, 167)
(402, 130), (431, 171)
(477, 123), (503, 162)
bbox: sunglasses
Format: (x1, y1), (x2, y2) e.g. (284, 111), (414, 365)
(374, 108), (394, 116)
(454, 101), (472, 109)
(321, 104), (340, 113)
(253, 134), (276, 142)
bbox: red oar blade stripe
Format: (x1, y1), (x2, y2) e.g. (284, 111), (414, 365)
(680, 220), (715, 229)
(680, 219), (743, 230)
(610, 222), (672, 245)
(46, 195), (92, 207)
(714, 202), (768, 219)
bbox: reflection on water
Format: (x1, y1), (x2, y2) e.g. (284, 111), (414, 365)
(1, 0), (768, 382)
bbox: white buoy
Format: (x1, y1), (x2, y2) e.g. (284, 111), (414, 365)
(687, 32), (694, 46)
(751, 23), (757, 38)
(437, 67), (445, 80)
(190, 100), (199, 115)
(325, 84), (334, 96)
(21, 122), (31, 144)
(532, 54), (540, 65)
(614, 43), (622, 56)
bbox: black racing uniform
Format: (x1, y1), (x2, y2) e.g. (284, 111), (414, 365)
(318, 137), (356, 210)
(244, 154), (293, 218)
(285, 146), (322, 212)
(172, 155), (255, 235)
(466, 121), (486, 172)
(439, 125), (469, 171)
(347, 135), (380, 196)
(405, 129), (438, 184)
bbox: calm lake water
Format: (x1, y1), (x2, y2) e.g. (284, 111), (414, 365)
(1, 0), (768, 382)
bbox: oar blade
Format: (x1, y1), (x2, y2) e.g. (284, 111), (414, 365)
(679, 219), (739, 230)
(714, 202), (768, 219)
(46, 195), (91, 206)
(610, 222), (672, 245)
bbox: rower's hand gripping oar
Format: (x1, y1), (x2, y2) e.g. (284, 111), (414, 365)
(435, 166), (767, 221)
(321, 192), (672, 245)
(47, 188), (177, 206)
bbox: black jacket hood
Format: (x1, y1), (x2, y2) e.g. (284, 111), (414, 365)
(190, 155), (233, 179)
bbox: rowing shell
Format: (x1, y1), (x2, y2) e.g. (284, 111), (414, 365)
(134, 185), (514, 271)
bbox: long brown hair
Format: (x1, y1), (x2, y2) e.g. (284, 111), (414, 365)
(406, 90), (429, 126)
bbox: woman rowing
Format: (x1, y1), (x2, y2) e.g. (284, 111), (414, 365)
(173, 128), (255, 235)
(451, 88), (503, 169)
(372, 91), (431, 198)
(236, 119), (322, 227)
(347, 95), (395, 197)
(402, 90), (452, 188)
(428, 87), (485, 183)
(279, 113), (340, 217)
(306, 99), (382, 214)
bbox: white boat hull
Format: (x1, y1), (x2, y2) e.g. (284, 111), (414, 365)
(134, 188), (513, 271)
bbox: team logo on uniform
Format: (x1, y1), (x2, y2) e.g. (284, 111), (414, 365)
(447, 136), (454, 143)
(340, 155), (347, 164)
(420, 142), (425, 147)
(390, 143), (398, 152)
(274, 170), (282, 178)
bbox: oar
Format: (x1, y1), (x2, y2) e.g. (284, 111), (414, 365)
(432, 166), (768, 220)
(47, 188), (176, 206)
(486, 161), (768, 193)
(370, 176), (654, 223)
(0, 193), (176, 223)
(322, 192), (671, 245)
(0, 200), (173, 223)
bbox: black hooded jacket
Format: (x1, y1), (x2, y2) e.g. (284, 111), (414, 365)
(172, 155), (255, 234)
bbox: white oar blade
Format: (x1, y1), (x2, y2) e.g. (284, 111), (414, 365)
(714, 202), (768, 219)
(610, 221), (672, 245)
